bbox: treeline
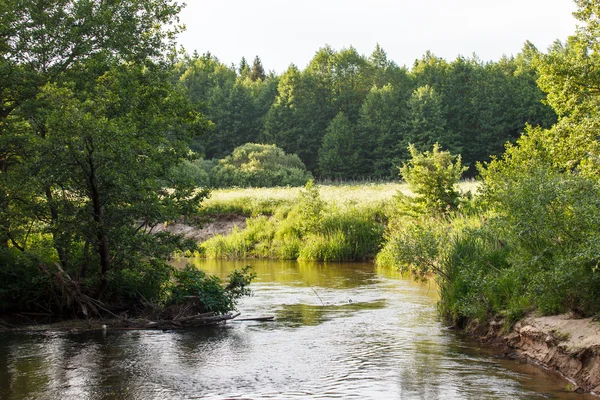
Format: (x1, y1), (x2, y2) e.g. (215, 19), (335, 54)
(175, 45), (556, 179)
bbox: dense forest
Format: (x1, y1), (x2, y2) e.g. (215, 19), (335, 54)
(175, 45), (556, 180)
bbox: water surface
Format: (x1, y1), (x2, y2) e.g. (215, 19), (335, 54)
(0, 259), (591, 400)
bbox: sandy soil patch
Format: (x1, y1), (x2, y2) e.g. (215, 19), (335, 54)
(156, 214), (247, 243)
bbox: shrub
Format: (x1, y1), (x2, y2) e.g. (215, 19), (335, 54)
(397, 143), (467, 216)
(170, 265), (255, 314)
(168, 159), (212, 187)
(211, 143), (313, 188)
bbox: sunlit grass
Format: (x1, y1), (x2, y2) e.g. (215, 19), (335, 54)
(202, 180), (478, 210)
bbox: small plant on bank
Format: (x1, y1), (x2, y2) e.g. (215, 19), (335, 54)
(297, 179), (325, 234)
(378, 143), (468, 275)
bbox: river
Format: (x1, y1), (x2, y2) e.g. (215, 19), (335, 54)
(0, 259), (592, 399)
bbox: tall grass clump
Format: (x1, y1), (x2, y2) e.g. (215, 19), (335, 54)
(202, 216), (276, 258)
(201, 180), (385, 261)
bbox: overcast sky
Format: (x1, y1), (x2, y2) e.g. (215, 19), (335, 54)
(176, 0), (579, 73)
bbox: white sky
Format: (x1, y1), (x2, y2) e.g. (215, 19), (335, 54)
(176, 0), (579, 73)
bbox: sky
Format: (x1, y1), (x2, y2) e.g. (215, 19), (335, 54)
(176, 0), (579, 73)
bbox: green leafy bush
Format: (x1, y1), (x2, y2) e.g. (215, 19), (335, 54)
(170, 265), (255, 314)
(397, 143), (468, 216)
(211, 143), (313, 188)
(168, 159), (215, 187)
(481, 158), (600, 317)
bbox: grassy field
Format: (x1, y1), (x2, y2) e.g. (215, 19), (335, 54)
(202, 181), (479, 214)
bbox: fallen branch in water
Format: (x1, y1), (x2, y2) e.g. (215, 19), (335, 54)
(234, 316), (275, 322)
(141, 312), (241, 330)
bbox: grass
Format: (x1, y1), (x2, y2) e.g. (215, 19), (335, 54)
(197, 181), (478, 263)
(202, 180), (478, 214)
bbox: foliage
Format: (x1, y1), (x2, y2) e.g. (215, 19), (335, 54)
(297, 180), (325, 233)
(376, 216), (452, 282)
(0, 1), (255, 315)
(200, 182), (385, 262)
(318, 112), (361, 179)
(397, 143), (468, 216)
(170, 265), (255, 314)
(376, 0), (600, 327)
(211, 143), (313, 188)
(480, 147), (600, 316)
(250, 56), (266, 82)
(176, 44), (554, 179)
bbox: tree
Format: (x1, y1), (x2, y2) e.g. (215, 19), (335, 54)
(262, 65), (335, 171)
(405, 85), (457, 154)
(1, 0), (184, 250)
(239, 56), (249, 76)
(398, 143), (467, 215)
(474, 0), (600, 317)
(36, 65), (207, 295)
(0, 1), (215, 308)
(205, 79), (261, 158)
(318, 112), (360, 179)
(530, 3), (600, 177)
(369, 44), (410, 89)
(250, 55), (266, 82)
(325, 47), (373, 121)
(356, 84), (411, 178)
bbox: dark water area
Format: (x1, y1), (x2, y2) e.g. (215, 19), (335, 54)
(0, 259), (593, 399)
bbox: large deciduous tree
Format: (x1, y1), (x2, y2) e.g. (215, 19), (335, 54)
(0, 0), (209, 304)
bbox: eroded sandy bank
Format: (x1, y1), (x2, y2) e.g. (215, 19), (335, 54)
(156, 214), (247, 242)
(476, 314), (600, 394)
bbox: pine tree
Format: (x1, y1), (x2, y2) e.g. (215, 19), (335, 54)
(251, 56), (266, 81)
(239, 57), (249, 76)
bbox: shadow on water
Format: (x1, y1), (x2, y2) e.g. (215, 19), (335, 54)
(0, 259), (596, 400)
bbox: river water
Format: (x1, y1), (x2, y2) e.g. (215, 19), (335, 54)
(0, 259), (593, 400)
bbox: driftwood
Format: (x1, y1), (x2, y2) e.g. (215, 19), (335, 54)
(234, 316), (275, 322)
(141, 311), (241, 330)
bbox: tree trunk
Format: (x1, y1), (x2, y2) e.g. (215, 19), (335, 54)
(45, 187), (69, 269)
(79, 240), (90, 279)
(86, 145), (110, 298)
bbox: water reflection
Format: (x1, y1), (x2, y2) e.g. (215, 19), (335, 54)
(172, 257), (377, 289)
(0, 259), (594, 400)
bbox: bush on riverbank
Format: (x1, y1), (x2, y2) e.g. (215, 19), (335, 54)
(377, 139), (600, 328)
(0, 242), (255, 316)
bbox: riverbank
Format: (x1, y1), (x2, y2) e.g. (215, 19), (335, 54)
(471, 314), (600, 395)
(0, 310), (245, 333)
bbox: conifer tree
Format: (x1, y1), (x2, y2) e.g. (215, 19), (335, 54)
(251, 56), (266, 81)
